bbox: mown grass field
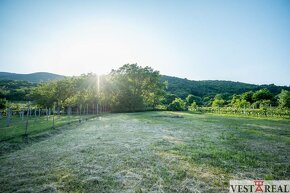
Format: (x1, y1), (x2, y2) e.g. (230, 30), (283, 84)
(0, 111), (289, 192)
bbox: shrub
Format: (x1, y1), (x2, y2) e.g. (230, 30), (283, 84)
(168, 98), (186, 111)
(188, 101), (197, 111)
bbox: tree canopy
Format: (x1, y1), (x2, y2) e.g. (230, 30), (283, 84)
(278, 90), (290, 108)
(108, 64), (165, 112)
(28, 64), (165, 112)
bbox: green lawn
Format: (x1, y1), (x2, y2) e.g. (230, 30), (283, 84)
(0, 111), (289, 192)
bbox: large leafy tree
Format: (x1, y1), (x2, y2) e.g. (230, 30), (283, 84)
(108, 64), (166, 112)
(31, 82), (57, 108)
(253, 88), (272, 102)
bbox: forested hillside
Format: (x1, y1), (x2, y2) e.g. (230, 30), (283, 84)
(0, 72), (65, 83)
(0, 80), (36, 102)
(161, 75), (290, 99)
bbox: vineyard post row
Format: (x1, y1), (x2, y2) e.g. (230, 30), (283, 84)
(0, 103), (110, 142)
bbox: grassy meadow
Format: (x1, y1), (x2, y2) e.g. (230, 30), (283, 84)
(0, 111), (289, 192)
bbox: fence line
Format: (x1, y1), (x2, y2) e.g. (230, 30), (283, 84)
(0, 104), (110, 143)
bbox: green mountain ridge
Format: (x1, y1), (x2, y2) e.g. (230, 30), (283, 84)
(0, 72), (289, 99)
(161, 75), (290, 98)
(0, 72), (65, 83)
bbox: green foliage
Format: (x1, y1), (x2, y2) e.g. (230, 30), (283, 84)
(155, 104), (167, 110)
(231, 95), (250, 108)
(29, 64), (166, 113)
(161, 75), (290, 99)
(162, 93), (178, 105)
(259, 100), (271, 109)
(241, 91), (254, 103)
(1, 68), (290, 113)
(202, 96), (213, 107)
(109, 64), (166, 112)
(196, 106), (290, 118)
(212, 94), (225, 107)
(0, 98), (7, 109)
(168, 98), (186, 111)
(186, 94), (202, 106)
(0, 80), (35, 101)
(253, 88), (272, 102)
(278, 90), (290, 108)
(252, 100), (271, 110)
(31, 82), (57, 107)
(32, 74), (99, 108)
(186, 94), (195, 105)
(239, 100), (250, 108)
(188, 101), (197, 111)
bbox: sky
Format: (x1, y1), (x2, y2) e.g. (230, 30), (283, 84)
(0, 0), (289, 85)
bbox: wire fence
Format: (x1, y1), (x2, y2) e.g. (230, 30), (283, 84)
(0, 104), (109, 143)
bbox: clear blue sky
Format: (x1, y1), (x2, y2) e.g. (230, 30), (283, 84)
(0, 0), (289, 85)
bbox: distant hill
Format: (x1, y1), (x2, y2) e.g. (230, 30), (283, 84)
(1, 72), (289, 99)
(161, 75), (290, 98)
(0, 72), (65, 83)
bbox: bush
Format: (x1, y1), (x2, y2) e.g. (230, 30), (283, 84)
(155, 104), (167, 110)
(188, 102), (197, 111)
(212, 94), (225, 107)
(278, 90), (290, 108)
(168, 98), (186, 111)
(0, 98), (7, 109)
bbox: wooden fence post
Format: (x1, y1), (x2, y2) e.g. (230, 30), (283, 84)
(6, 108), (11, 127)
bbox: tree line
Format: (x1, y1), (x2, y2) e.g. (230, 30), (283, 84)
(0, 64), (290, 114)
(19, 64), (165, 113)
(164, 88), (290, 112)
